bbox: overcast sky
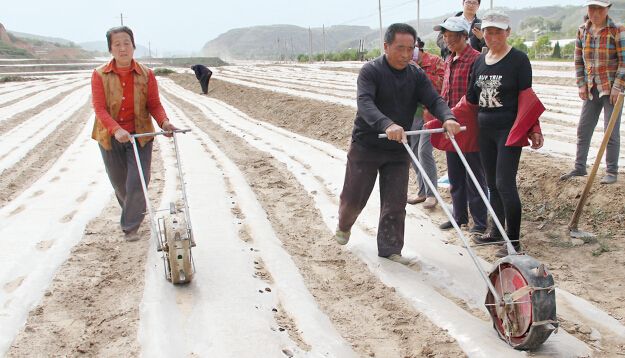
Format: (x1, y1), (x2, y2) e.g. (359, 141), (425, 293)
(3, 0), (584, 55)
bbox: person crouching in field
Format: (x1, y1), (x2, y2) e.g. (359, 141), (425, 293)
(91, 26), (178, 241)
(334, 23), (461, 264)
(191, 64), (213, 94)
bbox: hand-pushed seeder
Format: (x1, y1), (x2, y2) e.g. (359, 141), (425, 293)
(380, 128), (557, 350)
(131, 129), (196, 284)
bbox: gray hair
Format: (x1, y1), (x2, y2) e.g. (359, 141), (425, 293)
(106, 26), (136, 52)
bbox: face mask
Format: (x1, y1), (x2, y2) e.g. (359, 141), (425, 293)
(412, 49), (419, 62)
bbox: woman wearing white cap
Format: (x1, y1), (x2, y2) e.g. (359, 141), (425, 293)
(466, 10), (544, 257)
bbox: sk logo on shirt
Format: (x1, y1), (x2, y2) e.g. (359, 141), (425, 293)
(476, 75), (503, 108)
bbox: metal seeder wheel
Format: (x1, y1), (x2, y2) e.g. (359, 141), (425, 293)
(379, 129), (558, 350)
(485, 255), (558, 349)
(158, 203), (195, 284)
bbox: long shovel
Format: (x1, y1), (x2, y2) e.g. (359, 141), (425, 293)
(568, 93), (624, 238)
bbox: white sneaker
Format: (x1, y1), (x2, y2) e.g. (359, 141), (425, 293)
(334, 228), (350, 245)
(385, 254), (412, 265)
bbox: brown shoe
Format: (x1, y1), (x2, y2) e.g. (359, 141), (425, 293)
(422, 197), (438, 209)
(407, 195), (426, 205)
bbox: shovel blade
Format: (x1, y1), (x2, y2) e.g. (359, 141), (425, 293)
(569, 228), (595, 239)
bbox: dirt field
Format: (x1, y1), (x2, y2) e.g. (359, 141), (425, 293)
(1, 64), (624, 357)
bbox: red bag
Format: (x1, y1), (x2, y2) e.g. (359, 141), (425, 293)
(425, 96), (479, 152)
(506, 88), (544, 147)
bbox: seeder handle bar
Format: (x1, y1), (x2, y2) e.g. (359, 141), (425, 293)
(131, 129), (192, 138)
(399, 140), (501, 303)
(377, 126), (466, 139)
(448, 136), (517, 255)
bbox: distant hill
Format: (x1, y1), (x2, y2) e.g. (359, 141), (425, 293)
(202, 2), (625, 60)
(0, 23), (95, 59)
(202, 24), (372, 60)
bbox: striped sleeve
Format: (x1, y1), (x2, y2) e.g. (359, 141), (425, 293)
(574, 28), (586, 89)
(613, 27), (625, 92)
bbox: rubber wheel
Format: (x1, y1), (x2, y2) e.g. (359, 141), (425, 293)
(485, 255), (557, 350)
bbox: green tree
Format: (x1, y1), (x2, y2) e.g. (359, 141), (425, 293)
(508, 36), (528, 53)
(533, 35), (551, 59)
(365, 48), (381, 60)
(551, 41), (562, 58)
(520, 16), (545, 31)
(561, 42), (575, 59)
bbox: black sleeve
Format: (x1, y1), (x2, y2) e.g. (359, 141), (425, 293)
(415, 70), (455, 122)
(466, 59), (479, 105)
(470, 35), (484, 53)
(356, 64), (394, 131)
(517, 52), (532, 90)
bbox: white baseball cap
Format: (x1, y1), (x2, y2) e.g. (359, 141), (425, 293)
(584, 0), (611, 7)
(433, 16), (471, 34)
(481, 10), (511, 30)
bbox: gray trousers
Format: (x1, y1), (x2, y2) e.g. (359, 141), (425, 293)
(409, 116), (437, 197)
(99, 138), (153, 233)
(575, 87), (622, 174)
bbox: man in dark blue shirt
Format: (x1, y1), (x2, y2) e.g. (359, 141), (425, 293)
(334, 23), (460, 263)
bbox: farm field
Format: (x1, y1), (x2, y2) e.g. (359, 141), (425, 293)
(0, 60), (624, 357)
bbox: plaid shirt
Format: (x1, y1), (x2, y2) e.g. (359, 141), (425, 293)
(417, 51), (445, 93)
(575, 16), (625, 99)
(441, 45), (481, 108)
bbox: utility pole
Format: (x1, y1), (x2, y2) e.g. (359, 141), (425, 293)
(148, 41), (152, 58)
(322, 24), (326, 63)
(490, 0), (493, 9)
(417, 0), (420, 36)
(308, 27), (313, 63)
(378, 0), (384, 54)
(120, 13), (125, 26)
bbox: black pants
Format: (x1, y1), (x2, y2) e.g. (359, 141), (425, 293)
(478, 126), (522, 243)
(446, 151), (487, 230)
(338, 141), (410, 257)
(99, 138), (153, 233)
(200, 72), (212, 94)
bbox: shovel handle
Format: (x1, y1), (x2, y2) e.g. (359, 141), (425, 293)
(377, 126), (466, 139)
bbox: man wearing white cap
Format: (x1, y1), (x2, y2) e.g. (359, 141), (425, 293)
(560, 0), (625, 184)
(432, 16), (488, 235)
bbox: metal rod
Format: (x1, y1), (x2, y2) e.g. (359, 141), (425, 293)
(448, 136), (517, 254)
(130, 137), (160, 249)
(378, 0), (384, 55)
(172, 133), (194, 240)
(401, 141), (501, 302)
(131, 129), (191, 139)
(378, 126), (466, 138)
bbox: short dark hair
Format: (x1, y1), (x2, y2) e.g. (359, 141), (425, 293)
(106, 26), (136, 52)
(463, 0), (481, 4)
(415, 36), (425, 49)
(384, 23), (417, 45)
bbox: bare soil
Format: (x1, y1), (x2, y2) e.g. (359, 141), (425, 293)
(171, 74), (625, 356)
